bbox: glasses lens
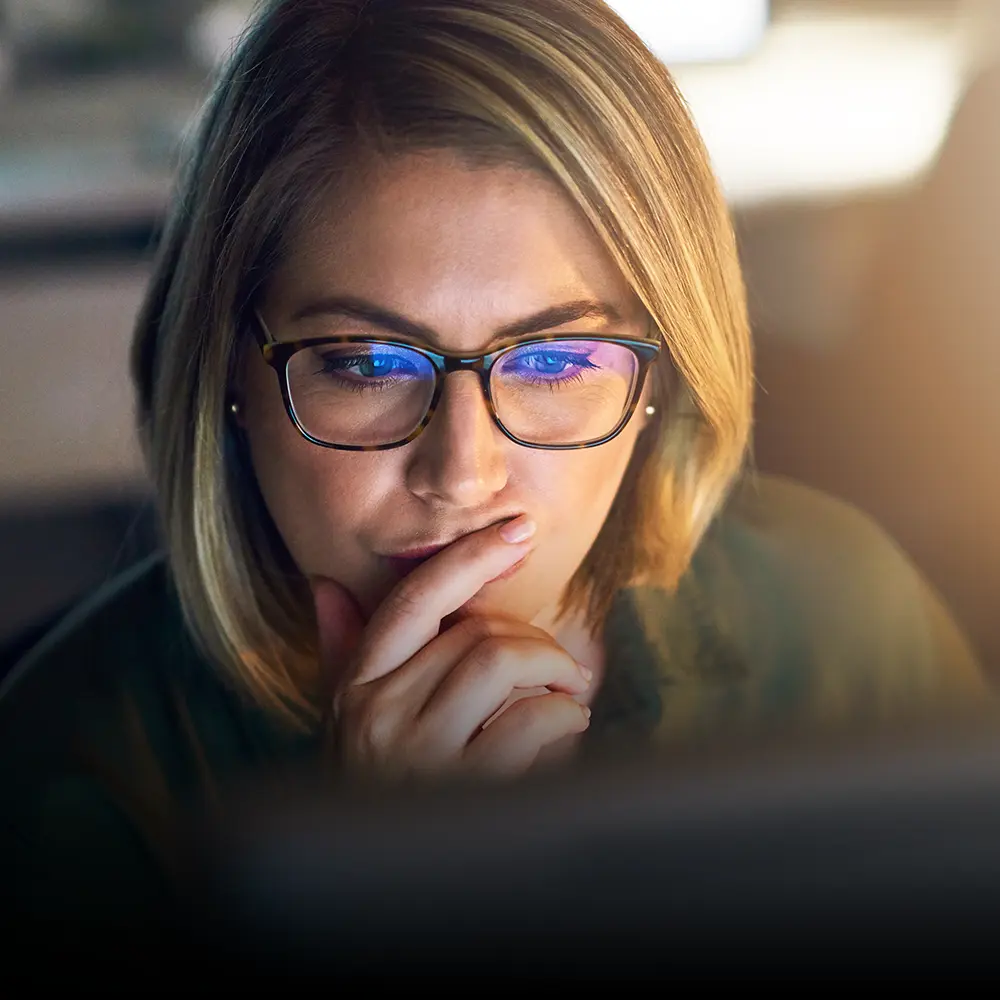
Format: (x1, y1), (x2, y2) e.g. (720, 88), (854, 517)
(285, 343), (436, 447)
(491, 340), (639, 445)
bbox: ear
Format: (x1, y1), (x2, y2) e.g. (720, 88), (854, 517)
(636, 378), (657, 432)
(227, 342), (251, 429)
(227, 396), (247, 429)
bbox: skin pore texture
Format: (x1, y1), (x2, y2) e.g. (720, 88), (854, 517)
(239, 151), (653, 741)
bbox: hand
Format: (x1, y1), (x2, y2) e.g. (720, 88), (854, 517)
(312, 515), (592, 779)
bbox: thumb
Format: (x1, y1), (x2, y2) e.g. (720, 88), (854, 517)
(311, 576), (366, 687)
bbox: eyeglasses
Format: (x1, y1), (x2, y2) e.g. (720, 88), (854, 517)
(251, 310), (661, 451)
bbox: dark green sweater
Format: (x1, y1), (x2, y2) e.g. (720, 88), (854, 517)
(0, 475), (987, 924)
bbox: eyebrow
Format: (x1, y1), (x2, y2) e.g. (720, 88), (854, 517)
(289, 295), (624, 346)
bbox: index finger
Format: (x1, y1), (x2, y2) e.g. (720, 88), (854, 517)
(350, 515), (536, 685)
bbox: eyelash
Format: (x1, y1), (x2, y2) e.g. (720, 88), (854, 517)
(314, 352), (418, 390)
(311, 347), (601, 392)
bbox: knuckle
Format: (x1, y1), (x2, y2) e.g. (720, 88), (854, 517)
(340, 691), (397, 763)
(405, 732), (451, 773)
(455, 616), (500, 645)
(550, 690), (585, 715)
(362, 707), (398, 756)
(463, 635), (511, 682)
(331, 685), (360, 725)
(505, 692), (581, 733)
(495, 694), (539, 734)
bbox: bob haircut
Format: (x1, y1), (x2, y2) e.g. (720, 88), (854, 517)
(132, 0), (753, 724)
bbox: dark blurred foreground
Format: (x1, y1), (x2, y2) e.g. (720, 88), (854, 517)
(195, 723), (1000, 978)
(13, 714), (1000, 979)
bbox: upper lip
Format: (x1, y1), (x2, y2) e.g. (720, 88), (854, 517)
(387, 543), (451, 560)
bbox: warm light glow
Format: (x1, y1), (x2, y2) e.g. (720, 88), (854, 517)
(192, 3), (968, 206)
(672, 13), (969, 205)
(607, 0), (769, 64)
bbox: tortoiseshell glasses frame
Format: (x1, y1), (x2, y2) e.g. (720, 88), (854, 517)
(250, 310), (662, 451)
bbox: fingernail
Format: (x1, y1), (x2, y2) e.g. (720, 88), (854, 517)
(578, 663), (593, 683)
(499, 514), (536, 544)
(581, 704), (592, 720)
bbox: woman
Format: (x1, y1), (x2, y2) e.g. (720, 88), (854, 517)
(0, 0), (986, 923)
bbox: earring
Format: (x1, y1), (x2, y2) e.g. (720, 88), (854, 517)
(645, 405), (656, 416)
(230, 401), (241, 416)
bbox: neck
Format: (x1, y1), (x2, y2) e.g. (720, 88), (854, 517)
(533, 601), (606, 708)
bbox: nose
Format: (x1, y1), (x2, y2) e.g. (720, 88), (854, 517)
(405, 372), (509, 507)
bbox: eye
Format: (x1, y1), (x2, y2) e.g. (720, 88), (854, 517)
(526, 351), (574, 374)
(354, 353), (407, 377)
(316, 347), (423, 380)
(501, 345), (601, 381)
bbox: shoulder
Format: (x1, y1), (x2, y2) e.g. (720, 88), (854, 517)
(0, 552), (228, 800)
(639, 474), (988, 738)
(717, 472), (912, 563)
(715, 474), (981, 676)
(4, 552), (182, 692)
(0, 550), (301, 785)
(0, 553), (213, 751)
(706, 472), (945, 607)
(0, 554), (286, 918)
(708, 475), (967, 641)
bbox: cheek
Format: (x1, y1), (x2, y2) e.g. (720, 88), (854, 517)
(240, 352), (396, 574)
(516, 421), (642, 555)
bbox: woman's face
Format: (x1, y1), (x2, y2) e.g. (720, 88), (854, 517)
(242, 150), (653, 626)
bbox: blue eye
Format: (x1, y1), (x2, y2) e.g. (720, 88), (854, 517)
(355, 354), (407, 377)
(527, 352), (572, 374)
(316, 347), (424, 381)
(501, 346), (600, 383)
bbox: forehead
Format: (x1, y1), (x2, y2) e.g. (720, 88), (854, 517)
(267, 150), (639, 346)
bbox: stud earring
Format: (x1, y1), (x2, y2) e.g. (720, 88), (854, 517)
(645, 405), (656, 416)
(230, 401), (241, 416)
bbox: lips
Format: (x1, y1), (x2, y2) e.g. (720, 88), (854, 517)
(382, 542), (445, 579)
(384, 516), (524, 557)
(389, 544), (450, 561)
(385, 554), (435, 578)
(381, 516), (529, 580)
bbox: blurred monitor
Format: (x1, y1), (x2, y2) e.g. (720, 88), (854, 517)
(189, 719), (1000, 977)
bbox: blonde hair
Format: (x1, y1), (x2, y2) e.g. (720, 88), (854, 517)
(132, 0), (753, 724)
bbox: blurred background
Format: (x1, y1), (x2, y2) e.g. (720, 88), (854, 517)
(0, 0), (997, 677)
